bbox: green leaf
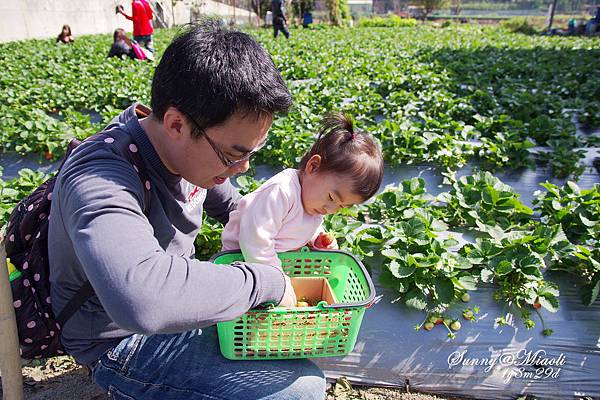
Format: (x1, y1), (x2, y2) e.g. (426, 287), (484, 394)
(552, 200), (562, 210)
(456, 274), (477, 291)
(521, 266), (542, 280)
(566, 181), (580, 194)
(388, 260), (415, 278)
(581, 279), (600, 306)
(454, 256), (473, 269)
(538, 293), (559, 313)
(481, 268), (494, 283)
(434, 276), (455, 304)
(443, 238), (460, 247)
(405, 290), (428, 310)
(495, 260), (513, 276)
(381, 249), (401, 259)
(519, 255), (541, 270)
(430, 219), (448, 232)
(579, 214), (597, 227)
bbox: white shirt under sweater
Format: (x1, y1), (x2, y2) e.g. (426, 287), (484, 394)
(221, 168), (324, 268)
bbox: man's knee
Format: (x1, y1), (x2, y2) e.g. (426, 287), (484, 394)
(294, 374), (327, 400)
(282, 361), (326, 400)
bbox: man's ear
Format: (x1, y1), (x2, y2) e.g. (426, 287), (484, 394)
(305, 154), (322, 174)
(162, 107), (186, 140)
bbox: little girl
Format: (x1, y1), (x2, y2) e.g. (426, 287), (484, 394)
(221, 113), (384, 268)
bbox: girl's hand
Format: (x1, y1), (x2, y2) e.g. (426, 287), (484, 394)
(313, 232), (338, 250)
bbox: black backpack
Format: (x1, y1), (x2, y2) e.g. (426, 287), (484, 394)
(4, 131), (150, 359)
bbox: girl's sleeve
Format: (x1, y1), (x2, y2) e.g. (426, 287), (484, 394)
(238, 186), (289, 269)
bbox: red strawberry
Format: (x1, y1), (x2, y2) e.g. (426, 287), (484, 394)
(533, 299), (542, 309)
(314, 232), (335, 249)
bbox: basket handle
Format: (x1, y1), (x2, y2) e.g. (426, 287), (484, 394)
(365, 294), (384, 309)
(316, 300), (329, 309)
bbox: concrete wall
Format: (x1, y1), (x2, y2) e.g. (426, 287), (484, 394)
(0, 0), (124, 42)
(173, 0), (258, 26)
(0, 0), (257, 43)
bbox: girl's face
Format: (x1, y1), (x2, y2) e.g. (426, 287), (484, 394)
(300, 155), (365, 216)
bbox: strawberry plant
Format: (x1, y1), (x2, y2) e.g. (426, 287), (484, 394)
(378, 208), (477, 311)
(0, 168), (49, 228)
(460, 224), (563, 335)
(533, 181), (599, 245)
(438, 171), (534, 231)
(365, 177), (442, 224)
(194, 216), (223, 261)
(2, 26), (598, 178)
(534, 182), (600, 305)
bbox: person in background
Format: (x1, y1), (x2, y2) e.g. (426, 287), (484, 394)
(57, 24), (75, 44)
(107, 28), (153, 61)
(272, 0), (290, 38)
(108, 28), (136, 59)
(303, 11), (313, 28)
(117, 0), (154, 53)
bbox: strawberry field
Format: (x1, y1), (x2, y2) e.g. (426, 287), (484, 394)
(1, 23), (599, 398)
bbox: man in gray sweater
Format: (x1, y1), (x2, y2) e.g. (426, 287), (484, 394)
(48, 22), (325, 399)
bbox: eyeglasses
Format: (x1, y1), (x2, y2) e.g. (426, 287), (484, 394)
(180, 109), (265, 168)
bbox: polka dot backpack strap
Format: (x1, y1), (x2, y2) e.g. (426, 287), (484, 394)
(3, 132), (151, 359)
(91, 132), (152, 214)
(4, 137), (92, 359)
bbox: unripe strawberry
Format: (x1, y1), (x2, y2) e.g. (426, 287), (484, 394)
(461, 293), (471, 302)
(463, 310), (474, 320)
(424, 322), (435, 331)
(450, 321), (462, 331)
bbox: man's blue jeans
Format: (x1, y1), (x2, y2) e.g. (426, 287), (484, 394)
(91, 326), (326, 399)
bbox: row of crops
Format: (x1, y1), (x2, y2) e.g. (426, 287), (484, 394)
(1, 25), (599, 174)
(1, 24), (599, 337)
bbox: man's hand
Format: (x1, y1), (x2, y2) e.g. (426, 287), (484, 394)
(278, 274), (297, 307)
(313, 232), (338, 250)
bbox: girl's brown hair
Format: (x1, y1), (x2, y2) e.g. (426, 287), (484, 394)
(299, 113), (384, 201)
(113, 28), (132, 47)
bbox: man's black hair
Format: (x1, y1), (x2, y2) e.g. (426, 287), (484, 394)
(151, 20), (292, 136)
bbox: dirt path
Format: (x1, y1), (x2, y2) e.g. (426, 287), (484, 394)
(1, 357), (466, 400)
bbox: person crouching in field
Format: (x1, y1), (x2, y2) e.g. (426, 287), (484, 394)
(108, 28), (153, 61)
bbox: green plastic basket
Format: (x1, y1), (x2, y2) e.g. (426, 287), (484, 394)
(210, 247), (375, 360)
